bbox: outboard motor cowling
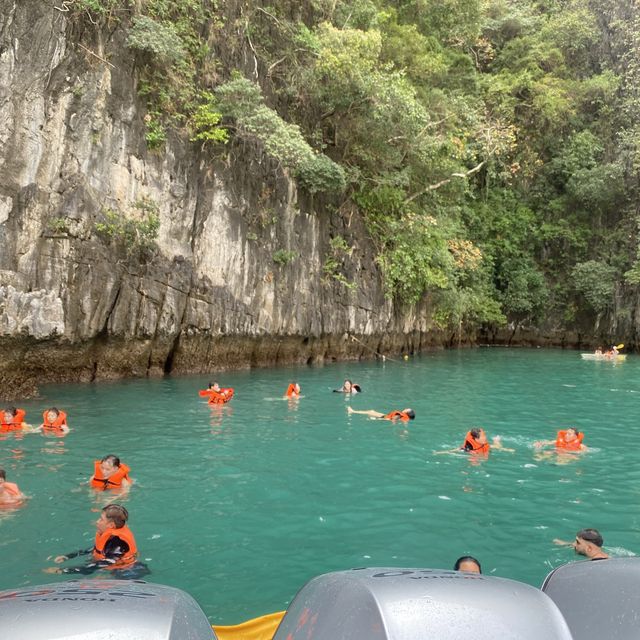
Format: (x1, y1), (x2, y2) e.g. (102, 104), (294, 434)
(542, 557), (640, 640)
(0, 580), (217, 640)
(273, 568), (574, 640)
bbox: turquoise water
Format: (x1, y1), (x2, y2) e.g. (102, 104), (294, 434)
(1, 348), (639, 623)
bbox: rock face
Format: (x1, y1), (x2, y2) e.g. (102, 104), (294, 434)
(0, 0), (457, 398)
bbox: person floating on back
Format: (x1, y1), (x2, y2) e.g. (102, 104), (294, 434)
(454, 556), (482, 574)
(553, 528), (609, 560)
(37, 407), (69, 435)
(286, 383), (301, 398)
(90, 455), (132, 491)
(199, 381), (234, 404)
(347, 406), (415, 422)
(535, 427), (586, 452)
(44, 503), (148, 577)
(0, 407), (26, 432)
(435, 428), (513, 455)
(0, 468), (25, 506)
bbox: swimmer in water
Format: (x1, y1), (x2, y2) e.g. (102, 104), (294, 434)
(553, 528), (609, 560)
(334, 380), (362, 393)
(347, 406), (415, 421)
(435, 428), (513, 455)
(33, 407), (69, 435)
(454, 555), (482, 574)
(0, 468), (25, 505)
(535, 427), (587, 452)
(44, 503), (148, 577)
(285, 383), (301, 398)
(202, 381), (234, 404)
(90, 455), (132, 491)
(1, 407), (26, 432)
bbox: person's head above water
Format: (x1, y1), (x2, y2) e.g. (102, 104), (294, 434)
(469, 427), (487, 443)
(208, 381), (221, 391)
(563, 427), (580, 441)
(99, 455), (121, 476)
(343, 380), (352, 392)
(402, 409), (416, 420)
(97, 503), (129, 532)
(574, 528), (606, 558)
(45, 407), (60, 421)
(454, 556), (482, 574)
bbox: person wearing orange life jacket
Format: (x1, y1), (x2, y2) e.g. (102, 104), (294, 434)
(535, 427), (586, 452)
(90, 455), (131, 491)
(462, 428), (491, 454)
(0, 468), (25, 505)
(286, 383), (301, 398)
(44, 503), (148, 577)
(38, 407), (69, 435)
(347, 406), (415, 422)
(199, 381), (234, 404)
(435, 428), (513, 455)
(0, 407), (26, 432)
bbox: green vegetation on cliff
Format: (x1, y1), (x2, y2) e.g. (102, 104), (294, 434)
(68, 0), (640, 336)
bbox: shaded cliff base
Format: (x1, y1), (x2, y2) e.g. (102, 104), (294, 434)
(1, 327), (631, 401)
(0, 330), (445, 400)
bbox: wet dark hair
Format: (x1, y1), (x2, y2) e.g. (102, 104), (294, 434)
(405, 409), (416, 420)
(469, 428), (481, 439)
(577, 528), (603, 548)
(0, 468), (5, 480)
(5, 407), (17, 416)
(101, 454), (121, 468)
(46, 407), (60, 416)
(454, 556), (482, 573)
(103, 503), (129, 529)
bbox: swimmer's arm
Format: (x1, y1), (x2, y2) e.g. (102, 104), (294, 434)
(534, 439), (555, 448)
(492, 437), (515, 453)
(54, 548), (93, 562)
(21, 424), (44, 434)
(346, 407), (385, 418)
(553, 538), (575, 548)
(434, 448), (464, 455)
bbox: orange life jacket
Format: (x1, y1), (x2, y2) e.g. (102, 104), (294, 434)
(0, 482), (21, 500)
(384, 410), (410, 422)
(91, 461), (131, 490)
(555, 430), (584, 451)
(286, 384), (300, 398)
(93, 525), (138, 569)
(41, 410), (67, 433)
(206, 388), (234, 404)
(462, 431), (490, 455)
(0, 409), (26, 432)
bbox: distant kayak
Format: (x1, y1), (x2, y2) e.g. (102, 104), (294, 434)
(581, 353), (627, 361)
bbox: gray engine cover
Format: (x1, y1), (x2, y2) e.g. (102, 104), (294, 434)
(0, 580), (217, 640)
(542, 557), (640, 640)
(273, 568), (573, 639)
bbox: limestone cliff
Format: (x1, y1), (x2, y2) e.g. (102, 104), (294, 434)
(0, 0), (452, 398)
